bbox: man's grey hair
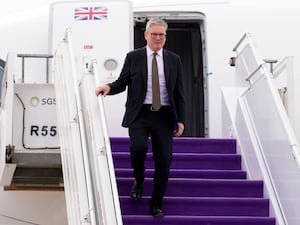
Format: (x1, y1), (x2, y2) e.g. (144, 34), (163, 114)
(145, 18), (168, 32)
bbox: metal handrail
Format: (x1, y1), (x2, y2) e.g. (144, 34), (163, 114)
(245, 64), (263, 85)
(231, 32), (300, 225)
(90, 58), (123, 225)
(232, 33), (248, 52)
(17, 53), (53, 83)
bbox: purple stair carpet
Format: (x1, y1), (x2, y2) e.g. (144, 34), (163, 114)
(111, 137), (276, 225)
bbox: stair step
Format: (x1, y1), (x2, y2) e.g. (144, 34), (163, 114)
(111, 137), (275, 225)
(122, 215), (276, 225)
(113, 152), (241, 170)
(115, 168), (247, 179)
(117, 178), (263, 197)
(111, 137), (237, 154)
(120, 196), (270, 216)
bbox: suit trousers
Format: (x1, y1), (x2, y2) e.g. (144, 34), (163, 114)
(128, 104), (174, 208)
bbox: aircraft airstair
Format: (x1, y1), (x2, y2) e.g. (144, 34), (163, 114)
(0, 53), (63, 190)
(222, 33), (300, 225)
(0, 31), (123, 225)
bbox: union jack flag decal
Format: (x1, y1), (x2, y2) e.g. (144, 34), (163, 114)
(74, 7), (108, 21)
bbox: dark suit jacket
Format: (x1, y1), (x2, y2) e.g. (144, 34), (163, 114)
(108, 47), (185, 128)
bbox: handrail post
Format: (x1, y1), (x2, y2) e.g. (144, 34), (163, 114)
(263, 59), (278, 74)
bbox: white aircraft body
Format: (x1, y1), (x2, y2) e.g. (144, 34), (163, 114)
(0, 0), (299, 224)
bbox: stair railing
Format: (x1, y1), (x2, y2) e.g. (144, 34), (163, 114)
(53, 28), (123, 225)
(224, 32), (300, 225)
(54, 28), (97, 225)
(88, 58), (123, 225)
(272, 56), (300, 144)
(17, 53), (53, 83)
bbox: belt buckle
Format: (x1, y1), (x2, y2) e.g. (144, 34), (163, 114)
(150, 106), (159, 111)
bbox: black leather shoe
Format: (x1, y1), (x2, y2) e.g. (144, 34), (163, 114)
(150, 208), (164, 217)
(130, 180), (144, 201)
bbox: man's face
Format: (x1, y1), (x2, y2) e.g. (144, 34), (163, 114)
(144, 24), (166, 52)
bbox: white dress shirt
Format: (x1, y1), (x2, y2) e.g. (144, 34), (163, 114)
(144, 45), (170, 106)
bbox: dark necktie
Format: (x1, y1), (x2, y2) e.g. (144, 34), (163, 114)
(152, 52), (161, 110)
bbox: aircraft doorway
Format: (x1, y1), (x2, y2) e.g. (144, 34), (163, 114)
(134, 13), (207, 137)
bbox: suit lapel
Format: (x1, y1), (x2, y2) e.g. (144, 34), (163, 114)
(141, 47), (148, 84)
(163, 50), (171, 82)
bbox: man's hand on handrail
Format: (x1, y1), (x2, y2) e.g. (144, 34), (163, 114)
(95, 85), (111, 97)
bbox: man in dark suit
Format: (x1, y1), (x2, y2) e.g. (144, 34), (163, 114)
(95, 18), (185, 217)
